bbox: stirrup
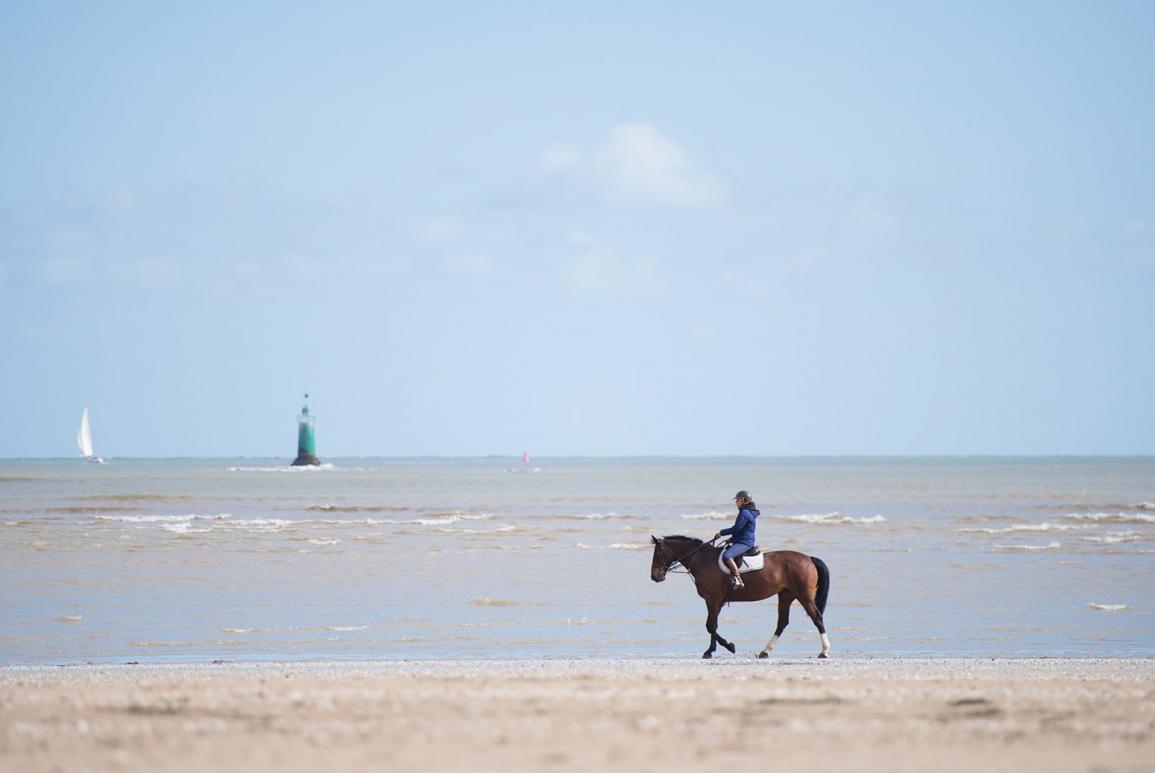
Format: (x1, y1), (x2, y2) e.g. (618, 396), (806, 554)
(730, 575), (744, 588)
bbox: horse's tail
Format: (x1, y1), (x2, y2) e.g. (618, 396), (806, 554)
(810, 556), (830, 614)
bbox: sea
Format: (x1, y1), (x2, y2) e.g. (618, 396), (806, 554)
(1, 457), (1153, 664)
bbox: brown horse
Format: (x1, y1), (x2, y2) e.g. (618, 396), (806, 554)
(650, 535), (831, 659)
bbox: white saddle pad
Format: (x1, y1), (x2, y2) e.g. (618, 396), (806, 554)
(718, 549), (764, 575)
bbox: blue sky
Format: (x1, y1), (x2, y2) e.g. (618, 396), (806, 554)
(2, 2), (1153, 457)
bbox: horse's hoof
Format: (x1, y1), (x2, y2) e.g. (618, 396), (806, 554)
(818, 652), (829, 659)
(702, 652), (713, 659)
(722, 641), (736, 654)
(757, 651), (769, 659)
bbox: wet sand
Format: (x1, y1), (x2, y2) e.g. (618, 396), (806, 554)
(2, 658), (1154, 772)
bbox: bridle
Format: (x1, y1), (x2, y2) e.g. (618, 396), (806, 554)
(659, 537), (719, 577)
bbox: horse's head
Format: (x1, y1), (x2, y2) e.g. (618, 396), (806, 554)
(651, 534), (705, 582)
(650, 535), (673, 582)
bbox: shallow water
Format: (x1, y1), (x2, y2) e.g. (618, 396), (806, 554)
(1, 457), (1153, 663)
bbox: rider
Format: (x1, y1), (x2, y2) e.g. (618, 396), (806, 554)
(715, 490), (759, 588)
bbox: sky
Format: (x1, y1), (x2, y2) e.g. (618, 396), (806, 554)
(1, 1), (1153, 457)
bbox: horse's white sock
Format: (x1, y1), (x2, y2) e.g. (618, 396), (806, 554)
(761, 634), (779, 654)
(820, 633), (830, 654)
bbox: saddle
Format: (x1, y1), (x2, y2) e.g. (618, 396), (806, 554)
(718, 546), (765, 575)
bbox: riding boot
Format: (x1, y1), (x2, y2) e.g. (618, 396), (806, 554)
(725, 558), (744, 587)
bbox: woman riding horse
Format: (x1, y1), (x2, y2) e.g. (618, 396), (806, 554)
(715, 490), (759, 588)
(650, 493), (831, 659)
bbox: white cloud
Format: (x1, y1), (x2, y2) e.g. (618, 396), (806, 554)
(542, 122), (724, 207)
(1123, 217), (1149, 236)
(442, 252), (493, 275)
(560, 231), (659, 295)
(104, 256), (183, 288)
(407, 216), (464, 247)
(852, 193), (898, 234)
(540, 142), (580, 172)
(41, 255), (93, 284)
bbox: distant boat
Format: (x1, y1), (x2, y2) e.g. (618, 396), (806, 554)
(77, 407), (104, 464)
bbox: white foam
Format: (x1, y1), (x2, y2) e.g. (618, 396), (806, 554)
(325, 625), (369, 632)
(1082, 532), (1143, 544)
(411, 514), (495, 526)
(307, 538), (341, 546)
(94, 514), (231, 523)
(226, 518), (296, 532)
(227, 464), (338, 472)
(160, 522), (212, 534)
(468, 598), (523, 607)
(775, 512), (887, 525)
(221, 627), (255, 634)
(991, 542), (1062, 552)
(436, 524), (517, 534)
(1087, 603), (1128, 611)
(1060, 512), (1155, 525)
(681, 512), (731, 520)
(608, 542), (649, 551)
(958, 522), (1080, 534)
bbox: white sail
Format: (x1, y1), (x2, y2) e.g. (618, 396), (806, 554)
(77, 407), (94, 458)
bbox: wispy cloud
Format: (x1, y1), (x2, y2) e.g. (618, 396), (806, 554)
(406, 215), (465, 247)
(541, 122), (725, 207)
(560, 231), (660, 296)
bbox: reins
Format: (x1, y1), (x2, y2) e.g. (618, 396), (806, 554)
(664, 537), (719, 576)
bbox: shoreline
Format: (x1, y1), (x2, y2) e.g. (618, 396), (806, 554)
(4, 653), (1155, 668)
(5, 651), (1155, 669)
(4, 658), (1153, 771)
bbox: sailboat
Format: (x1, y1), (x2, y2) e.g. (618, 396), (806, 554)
(77, 407), (104, 464)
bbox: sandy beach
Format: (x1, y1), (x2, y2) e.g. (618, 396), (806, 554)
(3, 658), (1153, 772)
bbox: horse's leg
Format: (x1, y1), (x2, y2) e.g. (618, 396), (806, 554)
(702, 599), (735, 658)
(702, 600), (719, 659)
(798, 598), (830, 658)
(759, 590), (794, 658)
(715, 623), (737, 655)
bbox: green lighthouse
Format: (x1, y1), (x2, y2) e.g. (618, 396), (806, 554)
(291, 393), (321, 466)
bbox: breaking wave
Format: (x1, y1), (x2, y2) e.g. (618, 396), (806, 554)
(774, 512), (887, 525)
(1082, 532), (1143, 544)
(681, 512), (731, 521)
(1060, 512), (1155, 525)
(958, 522), (1080, 534)
(227, 464), (338, 472)
(468, 598), (524, 607)
(94, 514), (231, 523)
(991, 542), (1061, 552)
(531, 512), (643, 521)
(407, 514), (495, 526)
(435, 523), (517, 535)
(608, 542), (650, 551)
(1087, 603), (1128, 611)
(308, 504), (408, 513)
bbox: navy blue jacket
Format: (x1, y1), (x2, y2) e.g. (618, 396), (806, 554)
(720, 506), (759, 547)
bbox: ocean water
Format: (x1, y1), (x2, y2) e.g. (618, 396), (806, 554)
(1, 457), (1153, 664)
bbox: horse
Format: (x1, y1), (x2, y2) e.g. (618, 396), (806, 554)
(650, 534), (831, 659)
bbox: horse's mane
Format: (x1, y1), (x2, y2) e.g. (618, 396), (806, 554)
(661, 534), (703, 547)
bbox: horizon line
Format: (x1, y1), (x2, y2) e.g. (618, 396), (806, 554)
(4, 453), (1155, 462)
